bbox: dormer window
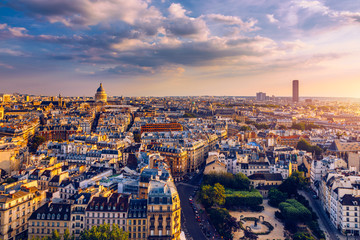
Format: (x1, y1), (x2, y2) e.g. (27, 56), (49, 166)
(37, 213), (40, 219)
(41, 214), (45, 219)
(52, 214), (55, 220)
(57, 214), (60, 220)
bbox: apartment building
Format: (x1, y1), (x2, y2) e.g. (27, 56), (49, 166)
(128, 199), (148, 240)
(0, 186), (45, 240)
(28, 203), (71, 239)
(147, 180), (181, 240)
(85, 193), (129, 231)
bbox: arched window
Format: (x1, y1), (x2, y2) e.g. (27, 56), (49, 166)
(52, 214), (55, 220)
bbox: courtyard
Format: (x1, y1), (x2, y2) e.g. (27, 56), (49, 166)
(230, 200), (286, 240)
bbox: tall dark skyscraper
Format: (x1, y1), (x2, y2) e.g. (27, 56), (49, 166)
(292, 80), (299, 102)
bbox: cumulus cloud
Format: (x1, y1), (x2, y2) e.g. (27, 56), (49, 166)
(166, 3), (209, 41)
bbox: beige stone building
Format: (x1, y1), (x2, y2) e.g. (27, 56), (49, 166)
(85, 192), (129, 231)
(0, 184), (45, 240)
(28, 203), (71, 239)
(147, 180), (181, 240)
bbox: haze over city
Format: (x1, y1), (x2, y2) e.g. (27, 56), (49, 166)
(0, 0), (360, 97)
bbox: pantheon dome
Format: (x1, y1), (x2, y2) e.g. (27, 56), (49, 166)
(95, 83), (107, 103)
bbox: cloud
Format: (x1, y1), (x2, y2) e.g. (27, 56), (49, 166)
(168, 3), (188, 19)
(266, 14), (279, 23)
(0, 62), (14, 69)
(0, 48), (25, 56)
(4, 0), (162, 27)
(293, 0), (360, 24)
(206, 14), (258, 32)
(0, 24), (29, 39)
(166, 3), (209, 41)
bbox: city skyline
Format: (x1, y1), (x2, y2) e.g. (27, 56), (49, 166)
(0, 0), (360, 97)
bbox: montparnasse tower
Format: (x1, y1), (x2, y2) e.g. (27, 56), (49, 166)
(95, 83), (107, 103)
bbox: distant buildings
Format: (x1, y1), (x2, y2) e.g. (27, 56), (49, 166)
(256, 92), (267, 101)
(292, 80), (299, 103)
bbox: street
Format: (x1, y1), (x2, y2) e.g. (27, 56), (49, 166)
(176, 170), (217, 240)
(300, 190), (349, 240)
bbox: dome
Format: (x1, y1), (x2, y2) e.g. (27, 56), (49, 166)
(95, 83), (107, 103)
(97, 83), (105, 93)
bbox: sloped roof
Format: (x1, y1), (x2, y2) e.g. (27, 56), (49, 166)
(328, 140), (360, 152)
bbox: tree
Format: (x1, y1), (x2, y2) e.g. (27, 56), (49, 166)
(183, 112), (196, 118)
(133, 132), (141, 143)
(200, 185), (215, 208)
(63, 229), (72, 240)
(80, 223), (128, 240)
(291, 122), (305, 130)
(293, 232), (315, 240)
(30, 135), (46, 152)
(200, 184), (226, 208)
(50, 230), (60, 240)
(279, 199), (311, 223)
(203, 172), (250, 191)
(4, 177), (16, 184)
(291, 171), (307, 187)
(278, 125), (287, 130)
(268, 188), (287, 207)
(278, 177), (298, 197)
(213, 183), (226, 206)
(234, 173), (250, 191)
(240, 125), (251, 131)
(297, 139), (323, 156)
(208, 208), (239, 240)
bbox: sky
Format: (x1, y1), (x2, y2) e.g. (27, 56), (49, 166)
(0, 0), (360, 97)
